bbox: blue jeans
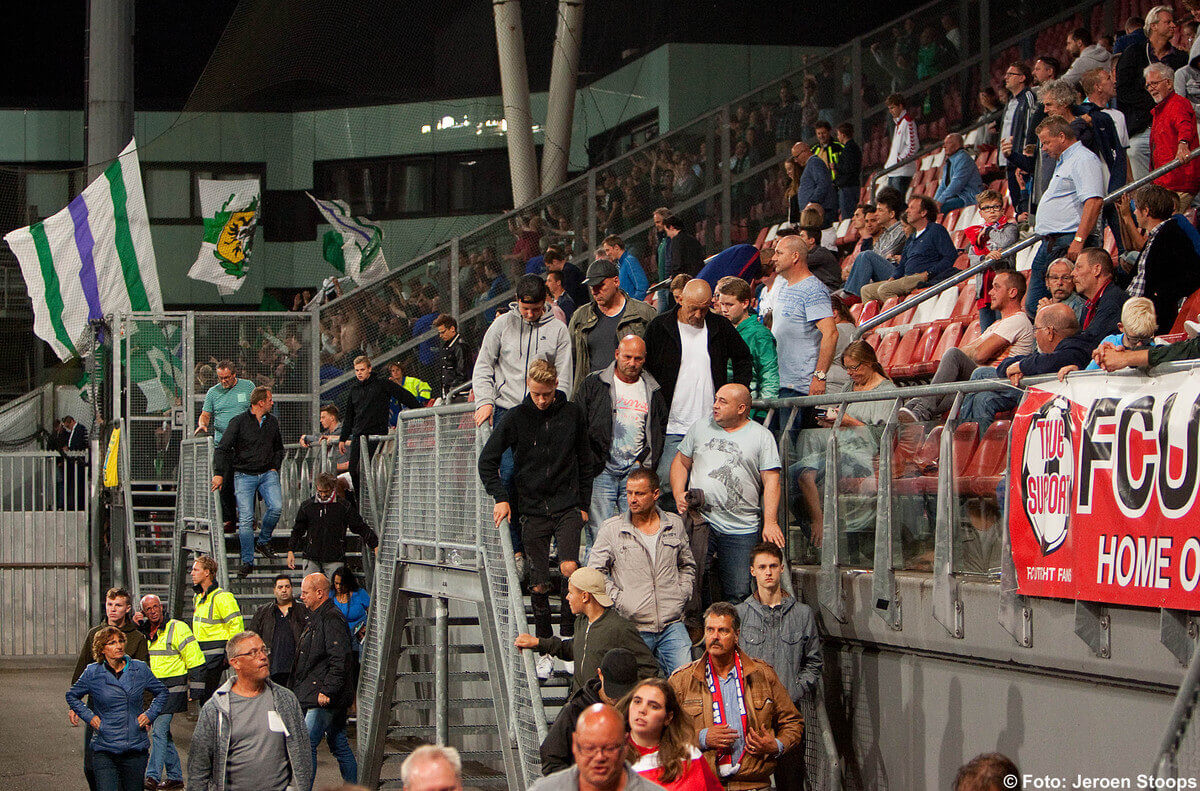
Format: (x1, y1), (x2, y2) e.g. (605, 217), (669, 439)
(587, 468), (631, 554)
(306, 706), (357, 782)
(844, 250), (895, 297)
(838, 186), (859, 222)
(146, 712), (181, 782)
(234, 470), (282, 566)
(656, 433), (686, 511)
(938, 196), (968, 212)
(93, 749), (147, 791)
(641, 620), (694, 676)
(493, 406), (523, 554)
(961, 367), (1019, 433)
(707, 529), (760, 603)
(978, 305), (999, 332)
(1025, 233), (1073, 318)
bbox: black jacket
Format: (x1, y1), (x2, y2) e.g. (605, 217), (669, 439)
(833, 138), (862, 188)
(213, 410), (284, 476)
(540, 677), (603, 775)
(998, 335), (1094, 379)
(292, 598), (355, 709)
(1076, 280), (1128, 352)
(1116, 41), (1187, 136)
(288, 496), (378, 562)
(576, 364), (668, 475)
(339, 373), (423, 440)
(1137, 219), (1200, 334)
(478, 391), (593, 515)
(440, 334), (473, 398)
(248, 601), (309, 677)
(644, 309), (754, 408)
(668, 230), (705, 278)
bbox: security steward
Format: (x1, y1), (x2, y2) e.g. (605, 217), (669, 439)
(190, 554), (244, 704)
(140, 594), (205, 790)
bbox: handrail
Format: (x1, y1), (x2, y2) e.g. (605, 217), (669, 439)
(853, 145), (1200, 339)
(868, 108), (1002, 184)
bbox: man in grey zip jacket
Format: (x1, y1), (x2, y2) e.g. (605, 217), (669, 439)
(588, 468), (697, 676)
(187, 631), (312, 791)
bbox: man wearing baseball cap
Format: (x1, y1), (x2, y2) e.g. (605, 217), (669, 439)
(567, 258), (657, 395)
(537, 647), (650, 775)
(515, 567), (658, 694)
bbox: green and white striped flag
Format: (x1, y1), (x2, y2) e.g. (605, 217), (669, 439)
(188, 178), (261, 295)
(306, 192), (389, 281)
(2, 138), (163, 361)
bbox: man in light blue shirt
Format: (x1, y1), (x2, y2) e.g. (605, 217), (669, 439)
(1025, 116), (1105, 316)
(197, 360), (255, 528)
(770, 235), (837, 398)
(933, 133), (983, 211)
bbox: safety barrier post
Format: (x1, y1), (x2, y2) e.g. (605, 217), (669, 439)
(817, 406), (846, 623)
(870, 400), (902, 630)
(932, 393), (965, 639)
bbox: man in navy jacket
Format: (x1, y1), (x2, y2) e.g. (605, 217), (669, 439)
(860, 195), (958, 302)
(934, 133), (983, 211)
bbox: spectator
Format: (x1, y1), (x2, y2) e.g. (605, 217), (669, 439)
(330, 566), (370, 651)
(187, 630), (313, 791)
(1078, 69), (1131, 246)
(338, 355), (423, 494)
(66, 626), (168, 791)
(540, 648), (646, 776)
(645, 279), (753, 505)
(833, 123), (863, 221)
(515, 567), (658, 690)
(1117, 183), (1200, 332)
(964, 189), (1020, 330)
(999, 62), (1039, 216)
(965, 87), (1003, 150)
(568, 260), (658, 395)
(1095, 308), (1200, 371)
(796, 226), (842, 290)
(287, 472), (378, 578)
(601, 235), (650, 301)
(882, 93), (919, 196)
(1145, 62), (1200, 207)
(771, 235), (837, 402)
(714, 276), (780, 419)
(664, 216), (705, 278)
(1114, 15), (1148, 55)
(955, 753), (1022, 791)
(735, 543), (821, 791)
(900, 271), (1034, 423)
(248, 574), (309, 687)
(401, 745), (465, 791)
(547, 270), (578, 324)
(1037, 258), (1088, 325)
(1116, 5), (1187, 180)
(1072, 247), (1129, 350)
(197, 360), (254, 531)
(295, 573), (358, 783)
(1067, 297), (1157, 374)
(810, 121), (843, 177)
(670, 385), (782, 603)
(190, 556), (244, 704)
(860, 195), (958, 302)
(619, 678), (723, 791)
(530, 704), (662, 791)
(934, 133), (984, 211)
(774, 82), (804, 155)
(480, 359), (593, 680)
(212, 386), (284, 577)
(387, 361), (432, 426)
(300, 403), (348, 472)
(138, 594), (203, 791)
(790, 144), (838, 229)
(432, 314), (473, 400)
(1064, 27), (1113, 86)
(694, 244), (762, 291)
(652, 208), (673, 312)
(669, 274), (692, 306)
(841, 189), (909, 301)
(545, 246), (590, 308)
(1032, 54), (1062, 85)
(576, 335), (666, 544)
(588, 469), (697, 677)
(667, 603), (803, 788)
(1020, 116), (1105, 316)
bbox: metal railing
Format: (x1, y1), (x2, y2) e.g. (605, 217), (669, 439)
(1154, 638), (1200, 780)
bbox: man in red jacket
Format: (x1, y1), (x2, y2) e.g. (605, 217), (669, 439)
(1146, 62), (1200, 209)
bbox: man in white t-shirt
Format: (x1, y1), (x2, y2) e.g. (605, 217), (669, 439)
(900, 269), (1035, 423)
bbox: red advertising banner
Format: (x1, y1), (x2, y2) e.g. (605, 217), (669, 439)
(1009, 372), (1200, 609)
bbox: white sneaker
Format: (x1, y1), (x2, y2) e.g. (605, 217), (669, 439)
(536, 654), (553, 682)
(561, 660), (574, 675)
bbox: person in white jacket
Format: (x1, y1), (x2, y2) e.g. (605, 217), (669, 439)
(882, 93), (919, 197)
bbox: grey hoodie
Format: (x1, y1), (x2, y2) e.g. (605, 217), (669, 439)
(186, 676), (313, 791)
(471, 303), (574, 408)
(1063, 44), (1113, 86)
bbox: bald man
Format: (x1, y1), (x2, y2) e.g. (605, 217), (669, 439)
(771, 234), (837, 403)
(576, 335), (668, 549)
(139, 593), (205, 789)
(530, 703), (662, 791)
(670, 384), (782, 603)
(645, 278), (753, 510)
(295, 572), (358, 782)
(934, 132), (984, 212)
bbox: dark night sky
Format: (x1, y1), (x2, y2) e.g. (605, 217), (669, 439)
(2, 0), (927, 112)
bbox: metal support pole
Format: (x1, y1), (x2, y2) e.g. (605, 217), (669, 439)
(541, 0), (585, 194)
(86, 0), (135, 181)
(450, 237), (461, 322)
(871, 400), (902, 630)
(933, 393), (965, 639)
(586, 169), (598, 251)
(492, 0), (540, 207)
(435, 595), (450, 745)
(817, 408), (846, 623)
(719, 109), (732, 249)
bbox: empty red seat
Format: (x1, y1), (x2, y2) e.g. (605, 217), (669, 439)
(850, 302), (865, 323)
(909, 320), (963, 377)
(875, 296), (901, 326)
(874, 331), (901, 370)
(951, 284), (976, 317)
(886, 326), (923, 378)
(858, 300), (881, 325)
(862, 331), (881, 349)
(1170, 287), (1200, 335)
(959, 319), (982, 348)
(893, 323), (943, 378)
(960, 420), (1012, 496)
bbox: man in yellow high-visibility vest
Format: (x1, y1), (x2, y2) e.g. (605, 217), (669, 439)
(190, 555), (244, 704)
(139, 594), (204, 790)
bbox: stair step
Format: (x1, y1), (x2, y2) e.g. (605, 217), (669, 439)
(391, 697), (497, 711)
(396, 670), (491, 682)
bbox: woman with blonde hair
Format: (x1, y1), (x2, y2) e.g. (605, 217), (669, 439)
(619, 678), (722, 791)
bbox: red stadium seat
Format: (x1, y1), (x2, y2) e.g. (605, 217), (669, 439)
(858, 299), (881, 325)
(959, 319), (982, 348)
(863, 331), (880, 349)
(887, 326), (923, 378)
(961, 420), (1012, 496)
(951, 284), (976, 317)
(874, 331), (901, 370)
(909, 320), (963, 377)
(850, 302), (865, 323)
(893, 323), (943, 378)
(875, 296), (901, 327)
(1170, 287), (1200, 335)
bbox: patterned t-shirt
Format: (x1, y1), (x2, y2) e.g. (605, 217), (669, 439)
(608, 375), (649, 474)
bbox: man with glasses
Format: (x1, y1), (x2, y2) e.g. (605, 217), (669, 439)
(1116, 5), (1187, 180)
(567, 259), (657, 396)
(197, 360), (254, 532)
(1145, 62), (1200, 209)
(999, 62), (1038, 216)
(1037, 258), (1087, 325)
(188, 631), (312, 791)
(531, 704), (662, 791)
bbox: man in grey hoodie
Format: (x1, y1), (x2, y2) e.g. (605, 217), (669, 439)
(1063, 27), (1113, 87)
(471, 274), (574, 559)
(187, 631), (312, 791)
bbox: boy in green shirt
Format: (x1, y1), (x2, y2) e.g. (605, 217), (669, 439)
(715, 276), (779, 422)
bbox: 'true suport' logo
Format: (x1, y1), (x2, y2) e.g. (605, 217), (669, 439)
(1020, 396), (1074, 555)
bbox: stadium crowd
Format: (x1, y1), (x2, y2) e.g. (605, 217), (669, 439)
(64, 5), (1200, 791)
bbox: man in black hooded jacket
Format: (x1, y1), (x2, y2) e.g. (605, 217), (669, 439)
(338, 354), (423, 493)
